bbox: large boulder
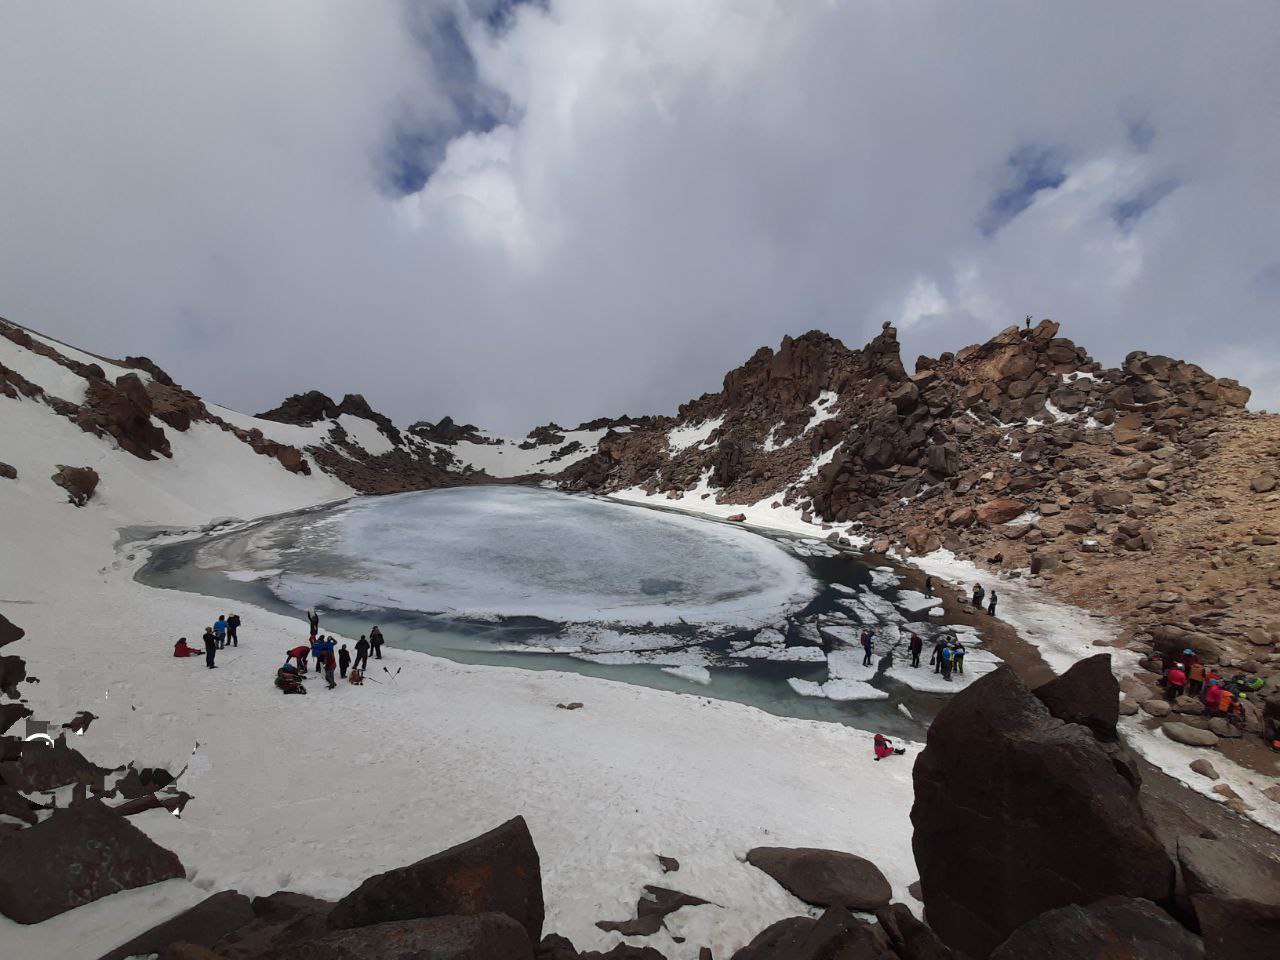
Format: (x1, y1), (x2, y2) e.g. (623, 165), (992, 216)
(1033, 654), (1120, 741)
(989, 897), (1202, 960)
(1192, 896), (1280, 960)
(746, 847), (892, 911)
(51, 464), (99, 506)
(96, 890), (253, 960)
(911, 667), (1175, 959)
(0, 799), (185, 923)
(0, 613), (24, 649)
(1161, 723), (1217, 748)
(212, 891), (334, 959)
(730, 906), (894, 960)
(280, 913), (533, 960)
(874, 903), (955, 960)
(0, 733), (112, 791)
(1177, 837), (1280, 911)
(327, 816), (544, 942)
(975, 499), (1027, 525)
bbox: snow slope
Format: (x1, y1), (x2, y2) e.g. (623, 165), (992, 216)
(415, 425), (622, 477)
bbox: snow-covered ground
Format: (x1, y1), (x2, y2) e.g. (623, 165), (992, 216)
(417, 426), (622, 477)
(0, 381), (922, 960)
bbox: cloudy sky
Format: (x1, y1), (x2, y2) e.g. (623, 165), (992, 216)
(1, 1), (1277, 433)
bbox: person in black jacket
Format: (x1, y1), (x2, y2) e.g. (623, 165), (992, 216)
(202, 627), (217, 669)
(338, 644), (351, 679)
(369, 626), (384, 660)
(930, 637), (948, 674)
(354, 635), (369, 672)
(227, 613), (241, 647)
(908, 632), (923, 668)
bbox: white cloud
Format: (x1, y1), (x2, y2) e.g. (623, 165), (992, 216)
(0, 1), (1277, 431)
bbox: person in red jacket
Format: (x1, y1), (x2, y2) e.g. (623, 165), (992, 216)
(873, 733), (905, 761)
(287, 645), (310, 673)
(323, 647), (337, 690)
(1165, 663), (1187, 700)
(173, 637), (201, 657)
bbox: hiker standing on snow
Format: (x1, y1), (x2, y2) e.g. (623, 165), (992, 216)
(311, 635), (325, 674)
(972, 584), (985, 608)
(370, 625), (385, 660)
(908, 632), (923, 668)
(931, 637), (947, 673)
(986, 591), (998, 616)
(227, 613), (241, 647)
(307, 609), (319, 636)
(354, 634), (370, 672)
(339, 644), (351, 679)
(323, 646), (337, 690)
(203, 627), (217, 669)
(940, 643), (954, 681)
(213, 615), (227, 649)
(860, 629), (874, 667)
(952, 639), (966, 675)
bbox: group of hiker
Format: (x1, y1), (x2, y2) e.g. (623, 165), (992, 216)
(1157, 647), (1260, 727)
(173, 613), (241, 669)
(971, 583), (998, 616)
(275, 611), (385, 694)
(860, 628), (967, 681)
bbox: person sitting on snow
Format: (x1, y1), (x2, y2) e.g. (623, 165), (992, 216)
(348, 666), (364, 685)
(173, 637), (202, 657)
(873, 733), (905, 761)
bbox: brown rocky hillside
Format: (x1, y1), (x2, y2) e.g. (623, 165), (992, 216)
(559, 319), (1280, 760)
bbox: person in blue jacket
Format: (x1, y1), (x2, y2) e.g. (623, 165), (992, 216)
(860, 629), (874, 667)
(213, 615), (228, 649)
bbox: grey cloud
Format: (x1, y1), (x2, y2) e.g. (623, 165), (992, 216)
(0, 0), (1276, 433)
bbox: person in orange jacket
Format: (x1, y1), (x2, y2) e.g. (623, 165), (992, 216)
(1187, 661), (1207, 696)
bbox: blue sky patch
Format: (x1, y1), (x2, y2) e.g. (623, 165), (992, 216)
(980, 145), (1068, 236)
(1111, 178), (1178, 230)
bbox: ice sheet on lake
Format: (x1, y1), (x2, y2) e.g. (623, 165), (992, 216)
(223, 487), (817, 630)
(787, 677), (888, 702)
(730, 645), (827, 662)
(662, 665), (712, 685)
(896, 589), (942, 613)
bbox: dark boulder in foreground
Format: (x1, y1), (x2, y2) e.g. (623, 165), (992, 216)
(1176, 837), (1280, 910)
(96, 890), (253, 960)
(0, 799), (184, 924)
(281, 913), (534, 960)
(874, 903), (956, 960)
(911, 667), (1174, 959)
(212, 891), (334, 959)
(1192, 896), (1280, 960)
(0, 732), (112, 792)
(328, 815), (544, 943)
(0, 612), (24, 648)
(731, 906), (895, 960)
(989, 897), (1202, 960)
(746, 847), (892, 911)
(1033, 653), (1120, 741)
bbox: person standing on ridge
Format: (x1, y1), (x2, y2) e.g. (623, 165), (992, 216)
(987, 591), (998, 616)
(354, 634), (370, 673)
(339, 644), (351, 679)
(307, 609), (320, 636)
(370, 625), (385, 660)
(213, 615), (227, 649)
(860, 629), (874, 667)
(227, 613), (240, 647)
(908, 632), (923, 668)
(203, 627), (217, 669)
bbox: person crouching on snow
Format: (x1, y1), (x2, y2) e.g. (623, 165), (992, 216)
(287, 644), (310, 673)
(873, 734), (905, 761)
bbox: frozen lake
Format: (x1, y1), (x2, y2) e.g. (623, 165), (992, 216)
(139, 486), (1000, 736)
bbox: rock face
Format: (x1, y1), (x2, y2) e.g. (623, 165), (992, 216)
(96, 891), (254, 960)
(211, 891), (335, 959)
(911, 667), (1174, 959)
(731, 906), (895, 960)
(1192, 896), (1280, 960)
(285, 913), (534, 960)
(1177, 837), (1280, 908)
(0, 799), (185, 924)
(328, 816), (544, 942)
(746, 847), (892, 911)
(51, 464), (99, 506)
(988, 897), (1203, 960)
(1032, 653), (1120, 741)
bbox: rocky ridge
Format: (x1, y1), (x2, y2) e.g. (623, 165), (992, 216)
(556, 319), (1280, 768)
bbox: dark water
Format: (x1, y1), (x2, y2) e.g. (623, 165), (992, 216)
(136, 493), (965, 738)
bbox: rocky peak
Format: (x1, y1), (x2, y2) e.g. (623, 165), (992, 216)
(256, 390), (341, 426)
(408, 416), (492, 446)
